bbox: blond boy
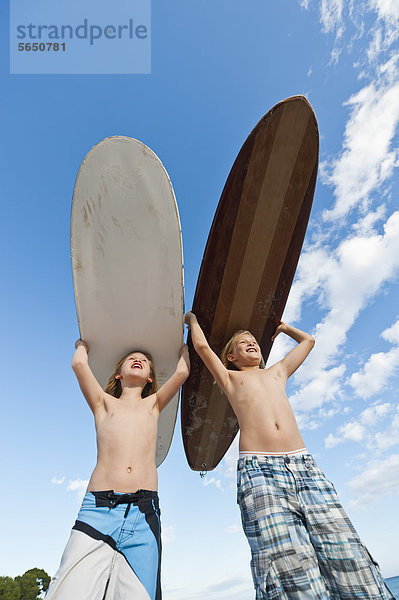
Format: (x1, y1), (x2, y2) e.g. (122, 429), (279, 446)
(185, 312), (393, 600)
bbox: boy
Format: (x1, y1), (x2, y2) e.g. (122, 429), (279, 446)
(185, 311), (393, 600)
(46, 340), (190, 600)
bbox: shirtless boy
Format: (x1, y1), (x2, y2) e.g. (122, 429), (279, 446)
(185, 311), (393, 600)
(46, 340), (190, 600)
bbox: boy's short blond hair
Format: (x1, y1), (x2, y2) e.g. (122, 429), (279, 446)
(221, 330), (265, 370)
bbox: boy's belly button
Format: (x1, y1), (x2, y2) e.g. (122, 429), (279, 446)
(126, 466), (132, 473)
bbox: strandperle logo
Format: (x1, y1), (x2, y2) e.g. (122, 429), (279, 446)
(16, 18), (148, 46)
(11, 0), (151, 75)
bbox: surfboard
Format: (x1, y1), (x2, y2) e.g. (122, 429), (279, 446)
(181, 96), (319, 471)
(71, 136), (184, 467)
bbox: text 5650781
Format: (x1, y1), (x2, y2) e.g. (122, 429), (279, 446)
(18, 43), (66, 51)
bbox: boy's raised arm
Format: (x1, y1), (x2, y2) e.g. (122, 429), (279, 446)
(272, 322), (315, 380)
(156, 345), (190, 412)
(72, 339), (105, 415)
(185, 311), (230, 393)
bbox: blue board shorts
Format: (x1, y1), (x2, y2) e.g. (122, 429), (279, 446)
(237, 453), (394, 599)
(45, 489), (162, 600)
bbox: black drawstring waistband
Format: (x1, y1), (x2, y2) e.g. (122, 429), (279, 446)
(91, 489), (159, 518)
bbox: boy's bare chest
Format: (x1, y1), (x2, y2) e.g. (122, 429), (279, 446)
(98, 398), (157, 432)
(230, 370), (283, 398)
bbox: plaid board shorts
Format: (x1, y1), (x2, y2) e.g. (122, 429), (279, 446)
(45, 489), (162, 600)
(237, 453), (394, 600)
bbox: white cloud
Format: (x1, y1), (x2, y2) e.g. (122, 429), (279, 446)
(203, 477), (223, 491)
(348, 453), (399, 509)
(288, 211), (399, 414)
(291, 364), (346, 412)
(66, 478), (89, 492)
(366, 26), (399, 65)
(319, 0), (345, 64)
(162, 524), (176, 544)
(324, 402), (394, 449)
(283, 247), (333, 324)
(224, 524), (241, 534)
(50, 476), (89, 501)
(329, 46), (343, 65)
(318, 407), (336, 419)
(325, 433), (341, 448)
(352, 203), (386, 235)
(294, 4), (399, 425)
(369, 0), (399, 24)
(51, 476), (66, 485)
(322, 77), (399, 221)
(313, 5), (399, 218)
(349, 347), (399, 398)
(375, 405), (399, 451)
(320, 0), (344, 37)
(349, 318), (399, 398)
(295, 412), (320, 431)
(366, 27), (384, 64)
(382, 317), (399, 344)
(326, 420), (366, 448)
(300, 405), (346, 433)
(339, 420), (366, 441)
(67, 479), (89, 502)
(360, 402), (392, 425)
(379, 53), (399, 80)
(316, 1), (399, 66)
(217, 436), (239, 484)
(299, 0), (311, 9)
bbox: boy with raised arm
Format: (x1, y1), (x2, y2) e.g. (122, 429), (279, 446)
(46, 340), (190, 600)
(185, 311), (393, 600)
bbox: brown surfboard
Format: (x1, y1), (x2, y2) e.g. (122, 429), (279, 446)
(181, 96), (319, 471)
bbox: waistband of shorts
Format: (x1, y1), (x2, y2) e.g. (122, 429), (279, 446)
(238, 449), (314, 468)
(88, 489), (159, 509)
(239, 448), (308, 458)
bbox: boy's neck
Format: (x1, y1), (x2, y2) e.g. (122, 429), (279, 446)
(119, 384), (146, 400)
(236, 364), (261, 372)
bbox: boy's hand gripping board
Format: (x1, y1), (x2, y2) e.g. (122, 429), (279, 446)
(71, 136), (184, 467)
(181, 96), (319, 471)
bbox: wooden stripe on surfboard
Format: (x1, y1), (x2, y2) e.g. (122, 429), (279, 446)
(181, 96), (319, 471)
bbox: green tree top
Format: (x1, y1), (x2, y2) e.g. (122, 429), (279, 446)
(0, 569), (50, 600)
(0, 576), (20, 600)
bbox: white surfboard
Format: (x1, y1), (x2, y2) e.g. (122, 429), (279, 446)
(71, 136), (184, 467)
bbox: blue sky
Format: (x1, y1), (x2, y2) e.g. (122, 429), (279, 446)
(1, 0), (399, 597)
